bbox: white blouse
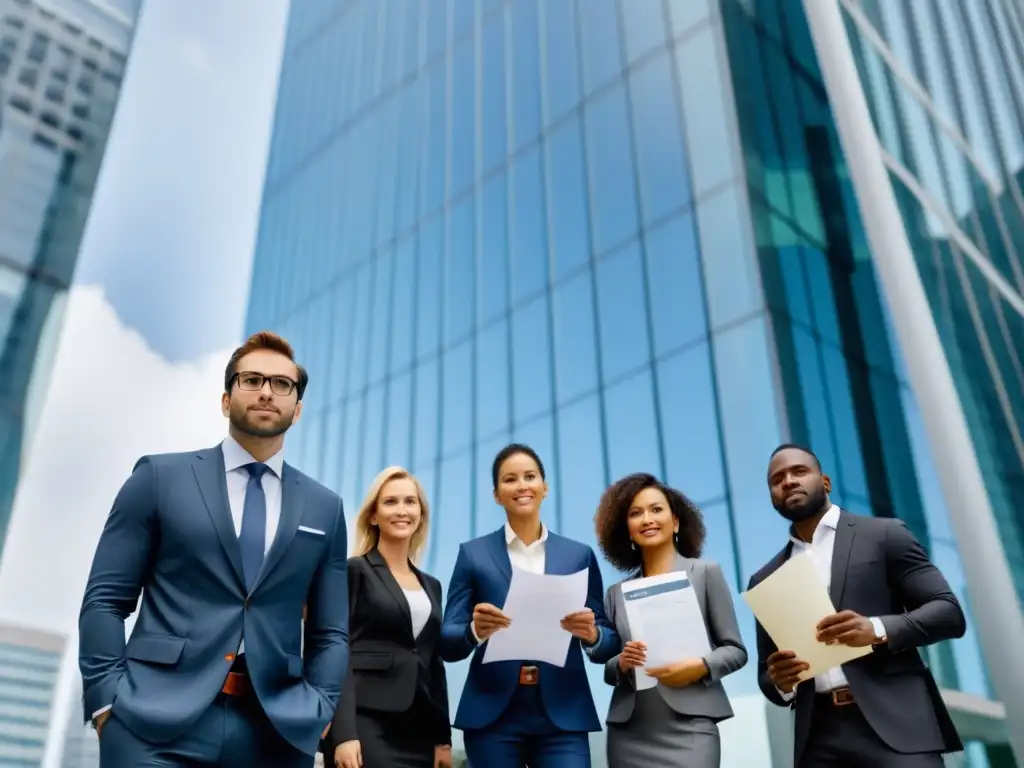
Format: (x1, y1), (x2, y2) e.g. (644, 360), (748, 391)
(403, 588), (432, 638)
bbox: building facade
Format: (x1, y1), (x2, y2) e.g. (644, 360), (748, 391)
(0, 623), (64, 766)
(0, 0), (140, 552)
(247, 1), (1021, 765)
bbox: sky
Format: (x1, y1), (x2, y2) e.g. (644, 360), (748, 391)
(73, 0), (290, 362)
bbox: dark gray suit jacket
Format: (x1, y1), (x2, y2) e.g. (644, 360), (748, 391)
(604, 555), (747, 723)
(748, 510), (966, 766)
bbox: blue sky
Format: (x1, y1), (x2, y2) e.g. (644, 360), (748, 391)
(73, 0), (289, 362)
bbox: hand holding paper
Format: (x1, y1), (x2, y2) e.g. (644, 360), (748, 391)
(742, 551), (871, 683)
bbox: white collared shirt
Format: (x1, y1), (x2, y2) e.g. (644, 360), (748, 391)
(781, 505), (884, 696)
(505, 520), (548, 575)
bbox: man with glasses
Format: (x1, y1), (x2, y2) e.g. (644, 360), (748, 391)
(79, 331), (349, 767)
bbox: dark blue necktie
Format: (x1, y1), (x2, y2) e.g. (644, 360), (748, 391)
(239, 462), (269, 592)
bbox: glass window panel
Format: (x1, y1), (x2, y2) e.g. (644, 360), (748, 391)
(451, 39), (475, 194)
(629, 51), (691, 224)
(321, 406), (343, 493)
(413, 358), (440, 465)
(481, 13), (508, 173)
(341, 394), (365, 508)
(580, 0), (622, 95)
(818, 346), (870, 500)
(398, 0), (420, 81)
(546, 115), (590, 279)
(510, 296), (553, 423)
(674, 26), (738, 196)
(390, 236), (416, 372)
(331, 280), (357, 396)
(442, 341), (473, 457)
(302, 416), (324, 482)
(346, 265), (372, 395)
(368, 250), (393, 384)
(585, 84), (638, 254)
(417, 216), (443, 360)
(790, 327), (837, 469)
(452, 0), (475, 41)
(552, 272), (599, 403)
(541, 0), (581, 123)
(425, 0), (447, 60)
(511, 0), (541, 150)
(604, 369), (661, 479)
(695, 185), (761, 329)
(657, 344), (726, 503)
(596, 244), (650, 382)
(385, 371), (413, 467)
(476, 433), (511, 536)
(476, 319), (510, 439)
(424, 61), (447, 213)
(361, 386), (386, 481)
(433, 453), (473, 587)
(510, 147), (548, 302)
(666, 0), (712, 38)
(557, 395), (607, 543)
(693, 499), (740, 598)
(620, 0), (667, 64)
(644, 212), (708, 354)
(709, 317), (785, 583)
(446, 197), (475, 344)
(479, 171), (509, 322)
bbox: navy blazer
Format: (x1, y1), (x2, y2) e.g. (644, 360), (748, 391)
(439, 527), (619, 733)
(78, 445), (349, 756)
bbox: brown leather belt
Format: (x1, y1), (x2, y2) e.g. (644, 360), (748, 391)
(818, 686), (855, 706)
(519, 665), (539, 686)
(221, 671), (252, 697)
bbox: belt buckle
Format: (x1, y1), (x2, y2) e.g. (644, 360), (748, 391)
(831, 687), (854, 707)
(520, 665), (539, 685)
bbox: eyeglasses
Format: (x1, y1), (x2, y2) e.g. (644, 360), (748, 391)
(232, 371), (298, 396)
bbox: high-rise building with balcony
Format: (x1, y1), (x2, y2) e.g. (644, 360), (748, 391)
(0, 0), (140, 552)
(246, 1), (1022, 765)
(0, 622), (65, 765)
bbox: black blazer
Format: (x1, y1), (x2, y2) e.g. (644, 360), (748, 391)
(329, 549), (451, 747)
(747, 510), (965, 766)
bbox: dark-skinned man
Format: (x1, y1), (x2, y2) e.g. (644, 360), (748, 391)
(747, 444), (965, 767)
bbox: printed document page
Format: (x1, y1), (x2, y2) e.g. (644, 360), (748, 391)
(621, 572), (711, 691)
(482, 566), (589, 668)
(742, 551), (871, 680)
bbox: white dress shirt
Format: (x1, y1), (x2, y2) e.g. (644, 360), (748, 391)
(222, 435), (285, 655)
(779, 505), (885, 699)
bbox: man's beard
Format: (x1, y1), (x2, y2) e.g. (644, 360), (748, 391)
(773, 484), (828, 523)
(230, 406), (293, 439)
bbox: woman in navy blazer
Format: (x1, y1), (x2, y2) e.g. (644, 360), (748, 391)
(439, 444), (619, 768)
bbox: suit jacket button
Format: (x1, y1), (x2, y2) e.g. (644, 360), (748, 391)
(244, 599), (250, 609)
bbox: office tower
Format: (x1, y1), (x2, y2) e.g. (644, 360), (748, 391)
(0, 623), (65, 765)
(0, 0), (141, 552)
(246, 1), (1021, 764)
(60, 679), (98, 768)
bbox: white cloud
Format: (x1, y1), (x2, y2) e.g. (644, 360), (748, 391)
(0, 284), (232, 634)
(179, 38), (214, 75)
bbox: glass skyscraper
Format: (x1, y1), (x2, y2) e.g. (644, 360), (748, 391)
(246, 1), (1021, 765)
(0, 0), (140, 552)
(0, 623), (65, 766)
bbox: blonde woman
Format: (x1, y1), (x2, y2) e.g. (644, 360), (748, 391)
(323, 467), (452, 768)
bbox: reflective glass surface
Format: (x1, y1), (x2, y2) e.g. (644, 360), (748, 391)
(250, 0), (1017, 763)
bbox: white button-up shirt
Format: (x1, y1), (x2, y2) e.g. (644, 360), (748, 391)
(780, 505), (884, 697)
(505, 520), (548, 574)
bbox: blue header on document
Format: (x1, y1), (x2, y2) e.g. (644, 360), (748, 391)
(623, 578), (691, 601)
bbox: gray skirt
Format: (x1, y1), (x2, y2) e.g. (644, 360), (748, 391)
(606, 689), (721, 768)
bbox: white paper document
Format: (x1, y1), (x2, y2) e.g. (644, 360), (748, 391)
(742, 551), (871, 680)
(621, 572), (712, 691)
(482, 566), (590, 668)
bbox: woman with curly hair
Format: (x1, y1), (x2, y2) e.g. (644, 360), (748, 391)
(594, 473), (747, 768)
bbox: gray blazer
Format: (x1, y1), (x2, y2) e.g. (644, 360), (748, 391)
(604, 554), (747, 724)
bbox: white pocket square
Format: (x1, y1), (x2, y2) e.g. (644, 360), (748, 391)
(298, 525), (326, 536)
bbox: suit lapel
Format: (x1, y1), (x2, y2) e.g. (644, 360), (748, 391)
(413, 562), (443, 631)
(543, 532), (563, 575)
(829, 510), (856, 606)
(368, 549), (414, 635)
(192, 447), (245, 589)
(252, 463), (306, 593)
(488, 527), (513, 582)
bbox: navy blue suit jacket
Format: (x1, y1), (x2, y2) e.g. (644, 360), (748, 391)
(78, 446), (349, 756)
(439, 527), (618, 733)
